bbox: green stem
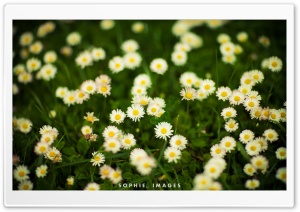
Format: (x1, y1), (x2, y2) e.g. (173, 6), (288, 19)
(158, 140), (168, 163)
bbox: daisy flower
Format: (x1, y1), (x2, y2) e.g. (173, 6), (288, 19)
(210, 144), (226, 158)
(17, 118), (32, 134)
(245, 140), (262, 156)
(263, 129), (278, 142)
(239, 129), (255, 144)
(132, 22), (145, 33)
(29, 41), (43, 54)
(75, 51), (93, 69)
(216, 86), (232, 101)
(240, 73), (255, 86)
(103, 138), (121, 153)
(55, 87), (68, 99)
(154, 122), (174, 140)
(180, 87), (197, 101)
(66, 32), (81, 46)
(145, 103), (160, 116)
(259, 36), (270, 47)
(81, 125), (92, 136)
(278, 108), (286, 122)
(75, 89), (90, 104)
(97, 83), (111, 97)
(80, 80), (97, 94)
(120, 133), (136, 149)
(200, 79), (216, 95)
(170, 135), (188, 150)
(261, 108), (271, 120)
(109, 109), (126, 124)
(45, 147), (62, 162)
(193, 174), (213, 190)
(151, 97), (166, 108)
(222, 54), (236, 64)
(224, 118), (239, 132)
(136, 156), (157, 176)
(18, 72), (33, 84)
(90, 152), (105, 166)
(134, 74), (152, 88)
(172, 21), (189, 37)
(180, 32), (203, 49)
(245, 179), (260, 190)
(95, 74), (111, 85)
(276, 147), (286, 160)
(130, 148), (148, 166)
(35, 165), (48, 178)
(261, 58), (270, 69)
(126, 104), (145, 122)
(269, 109), (281, 122)
(123, 52), (142, 69)
(251, 155), (269, 171)
(43, 51), (57, 63)
(204, 161), (223, 179)
(221, 107), (237, 119)
(217, 33), (231, 44)
(40, 64), (57, 81)
(13, 84), (19, 95)
(220, 136), (236, 152)
(247, 91), (262, 101)
(60, 46), (73, 57)
(19, 32), (34, 46)
(83, 112), (99, 124)
(164, 147), (182, 163)
(243, 97), (260, 111)
(91, 47), (106, 61)
(102, 126), (119, 139)
(109, 56), (125, 73)
(193, 77), (203, 88)
(40, 132), (54, 145)
(121, 39), (139, 53)
(132, 95), (152, 106)
(84, 182), (100, 191)
(150, 58), (168, 75)
(13, 165), (30, 181)
(243, 163), (257, 176)
(249, 70), (264, 84)
(109, 168), (123, 184)
(171, 50), (187, 66)
(276, 167), (286, 183)
(179, 72), (197, 87)
(236, 31), (248, 43)
(66, 176), (74, 186)
(238, 85), (252, 95)
(20, 48), (29, 59)
(100, 20), (115, 30)
(254, 137), (268, 152)
(131, 85), (147, 96)
(18, 180), (33, 190)
(268, 56), (283, 72)
(196, 89), (209, 101)
(234, 44), (243, 54)
(99, 165), (113, 179)
(39, 125), (58, 137)
(174, 42), (191, 52)
(13, 64), (26, 75)
(209, 182), (223, 190)
(229, 90), (245, 105)
(220, 42), (235, 55)
(34, 142), (49, 155)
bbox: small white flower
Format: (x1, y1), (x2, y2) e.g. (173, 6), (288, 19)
(220, 42), (235, 55)
(171, 50), (187, 66)
(109, 109), (126, 124)
(102, 126), (119, 139)
(123, 52), (142, 69)
(81, 125), (93, 136)
(239, 130), (255, 144)
(263, 129), (278, 143)
(154, 122), (174, 140)
(268, 56), (283, 72)
(103, 138), (121, 153)
(220, 136), (236, 152)
(80, 80), (97, 94)
(180, 87), (197, 101)
(245, 140), (262, 156)
(210, 144), (226, 158)
(133, 74), (152, 88)
(126, 104), (145, 122)
(91, 47), (106, 61)
(221, 107), (237, 119)
(243, 163), (257, 176)
(164, 147), (181, 163)
(109, 56), (125, 73)
(170, 135), (188, 150)
(224, 119), (239, 132)
(216, 86), (232, 101)
(75, 51), (93, 69)
(120, 133), (136, 150)
(276, 147), (286, 160)
(90, 152), (105, 166)
(121, 39), (139, 53)
(150, 58), (168, 75)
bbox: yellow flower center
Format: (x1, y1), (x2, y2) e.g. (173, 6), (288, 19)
(49, 152), (56, 157)
(140, 100), (147, 105)
(85, 129), (90, 134)
(156, 64), (162, 69)
(247, 168), (253, 173)
(40, 169), (46, 174)
(151, 108), (157, 113)
(125, 139), (131, 144)
(253, 75), (259, 80)
(221, 92), (227, 97)
(87, 85), (93, 91)
(271, 61), (278, 67)
(204, 84), (210, 90)
(161, 128), (167, 134)
(19, 171), (25, 177)
(169, 152), (175, 157)
(225, 111), (232, 117)
(187, 79), (192, 84)
(282, 173), (286, 180)
(242, 89), (247, 94)
(244, 134), (250, 140)
(129, 58), (135, 63)
(109, 142), (116, 148)
(215, 149), (221, 154)
(176, 140), (181, 146)
(132, 110), (139, 116)
(113, 172), (119, 178)
(103, 170), (109, 176)
(225, 142), (231, 147)
(115, 63), (120, 68)
(255, 111), (261, 117)
(46, 69), (51, 75)
(245, 79), (251, 84)
(229, 123), (235, 128)
(177, 55), (182, 59)
(225, 47), (231, 52)
(250, 146), (256, 151)
(87, 116), (94, 122)
(256, 161), (262, 166)
(280, 151), (286, 157)
(271, 114), (276, 119)
(210, 167), (216, 173)
(144, 163), (150, 168)
(108, 131), (115, 137)
(115, 114), (121, 120)
(82, 57), (87, 62)
(94, 156), (100, 161)
(200, 180), (207, 185)
(140, 80), (146, 85)
(23, 184), (29, 190)
(264, 110), (269, 117)
(234, 96), (240, 101)
(40, 146), (46, 152)
(185, 92), (193, 99)
(69, 96), (74, 101)
(22, 123), (28, 129)
(268, 134), (274, 139)
(101, 86), (107, 92)
(281, 112), (286, 118)
(45, 137), (50, 142)
(250, 181), (256, 187)
(248, 102), (255, 107)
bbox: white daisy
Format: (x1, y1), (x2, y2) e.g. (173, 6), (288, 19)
(254, 137), (268, 152)
(102, 126), (119, 139)
(243, 97), (260, 111)
(245, 140), (262, 156)
(200, 79), (216, 95)
(66, 32), (81, 46)
(66, 176), (75, 186)
(55, 87), (69, 99)
(171, 50), (187, 66)
(216, 86), (232, 101)
(13, 64), (26, 75)
(146, 103), (161, 116)
(239, 129), (255, 144)
(251, 155), (269, 171)
(19, 32), (34, 46)
(133, 74), (152, 88)
(90, 152), (105, 166)
(81, 125), (93, 136)
(217, 33), (231, 44)
(97, 83), (111, 97)
(120, 133), (136, 150)
(132, 22), (145, 33)
(276, 167), (286, 183)
(13, 165), (30, 182)
(109, 168), (123, 184)
(123, 52), (142, 69)
(221, 107), (237, 119)
(245, 179), (260, 190)
(174, 42), (191, 52)
(224, 119), (239, 132)
(126, 104), (145, 122)
(100, 20), (115, 30)
(43, 51), (57, 63)
(210, 144), (226, 158)
(261, 58), (270, 69)
(278, 108), (286, 122)
(180, 87), (197, 101)
(222, 54), (236, 64)
(75, 89), (90, 104)
(193, 174), (213, 190)
(276, 147), (286, 160)
(17, 118), (32, 134)
(84, 182), (100, 191)
(75, 51), (93, 69)
(109, 109), (126, 124)
(109, 56), (125, 74)
(220, 136), (236, 152)
(18, 72), (33, 84)
(181, 32), (203, 49)
(80, 80), (97, 94)
(130, 148), (148, 166)
(261, 108), (271, 120)
(268, 56), (283, 72)
(29, 41), (43, 54)
(83, 112), (99, 124)
(99, 165), (113, 179)
(132, 95), (152, 106)
(35, 165), (48, 178)
(229, 90), (245, 105)
(236, 31), (248, 43)
(154, 122), (174, 140)
(34, 142), (49, 155)
(238, 84), (252, 95)
(40, 64), (57, 81)
(18, 180), (33, 190)
(164, 147), (181, 163)
(170, 135), (188, 150)
(196, 89), (209, 101)
(269, 109), (281, 122)
(103, 138), (121, 153)
(240, 73), (256, 86)
(220, 42), (235, 55)
(151, 97), (166, 108)
(121, 39), (139, 53)
(136, 156), (157, 176)
(91, 47), (106, 61)
(209, 182), (223, 190)
(95, 74), (111, 85)
(243, 163), (257, 176)
(249, 70), (264, 84)
(131, 85), (147, 96)
(40, 132), (54, 145)
(247, 90), (262, 101)
(150, 58), (168, 75)
(263, 129), (278, 143)
(204, 161), (223, 179)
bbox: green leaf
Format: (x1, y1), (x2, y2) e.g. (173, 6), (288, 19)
(191, 139), (207, 148)
(150, 111), (171, 125)
(76, 138), (90, 156)
(181, 150), (192, 163)
(123, 172), (133, 180)
(61, 146), (78, 156)
(54, 141), (65, 150)
(237, 141), (251, 161)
